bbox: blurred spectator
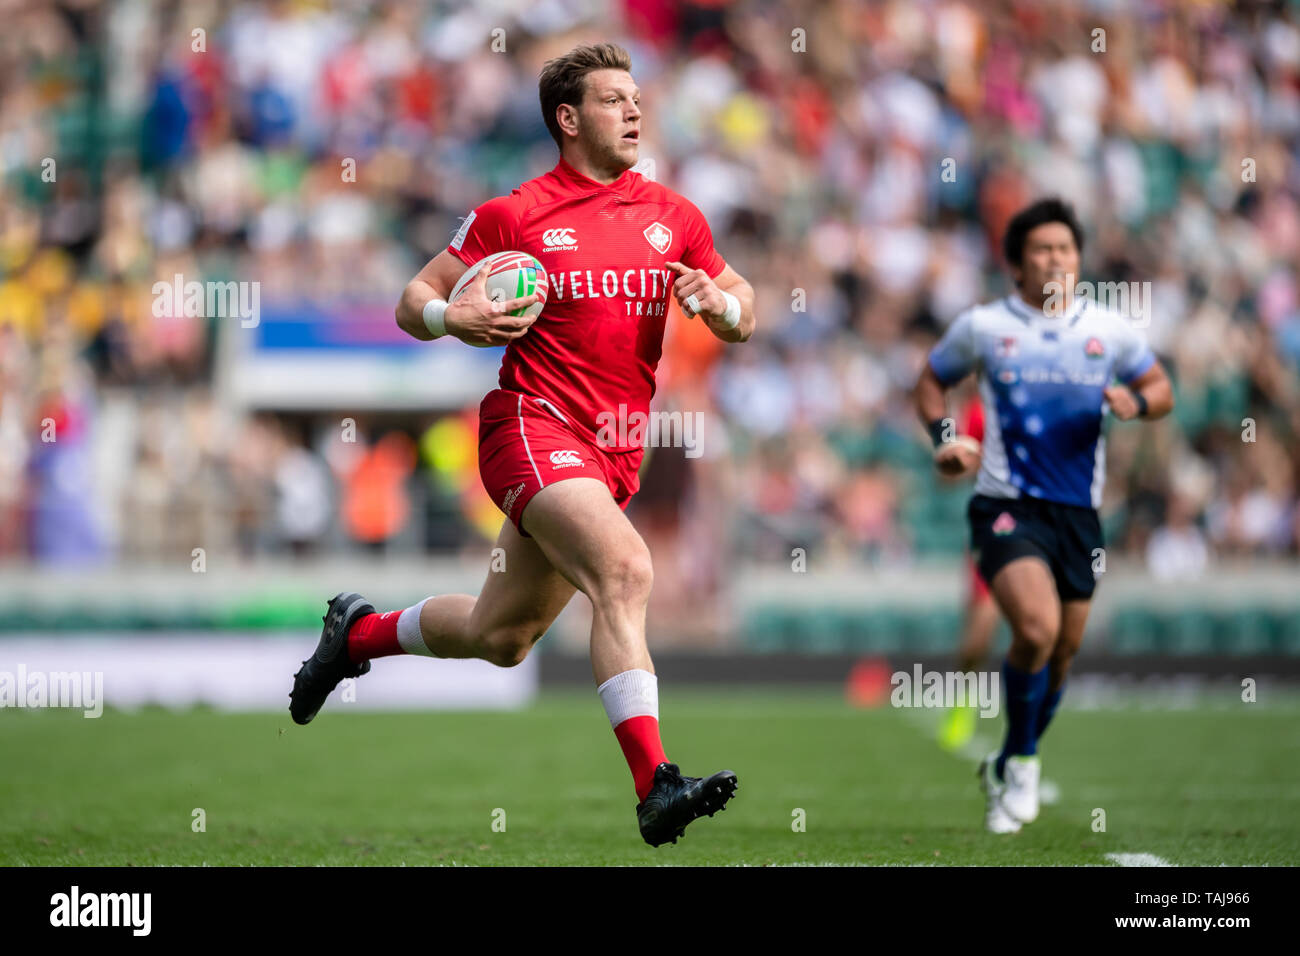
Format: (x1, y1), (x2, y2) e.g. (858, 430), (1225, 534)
(272, 432), (332, 556)
(1146, 493), (1209, 581)
(341, 431), (415, 552)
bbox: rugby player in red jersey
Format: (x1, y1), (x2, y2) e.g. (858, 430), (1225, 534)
(290, 43), (755, 847)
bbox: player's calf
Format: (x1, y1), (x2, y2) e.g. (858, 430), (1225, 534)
(585, 553), (655, 672)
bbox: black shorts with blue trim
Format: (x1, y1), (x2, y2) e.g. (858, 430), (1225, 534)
(967, 493), (1103, 602)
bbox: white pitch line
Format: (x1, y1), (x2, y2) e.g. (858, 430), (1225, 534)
(1105, 852), (1173, 867)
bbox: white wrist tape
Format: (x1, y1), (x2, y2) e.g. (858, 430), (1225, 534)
(422, 298), (448, 338)
(715, 291), (741, 331)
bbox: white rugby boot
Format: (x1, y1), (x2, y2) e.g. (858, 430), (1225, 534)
(1001, 754), (1041, 824)
(978, 752), (1021, 834)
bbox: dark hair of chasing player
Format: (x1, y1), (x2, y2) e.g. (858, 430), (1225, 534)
(1001, 196), (1086, 268)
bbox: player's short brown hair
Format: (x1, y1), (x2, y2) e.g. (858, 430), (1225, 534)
(538, 43), (633, 148)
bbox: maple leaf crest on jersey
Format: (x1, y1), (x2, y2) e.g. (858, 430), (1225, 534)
(643, 222), (672, 254)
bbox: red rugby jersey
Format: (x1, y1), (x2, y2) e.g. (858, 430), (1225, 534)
(447, 157), (726, 454)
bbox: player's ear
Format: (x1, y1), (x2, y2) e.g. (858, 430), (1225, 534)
(556, 103), (580, 139)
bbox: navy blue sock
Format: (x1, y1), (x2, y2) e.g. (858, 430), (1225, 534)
(995, 659), (1049, 780)
(1036, 683), (1065, 742)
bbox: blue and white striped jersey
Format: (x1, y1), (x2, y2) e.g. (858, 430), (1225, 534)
(928, 294), (1156, 510)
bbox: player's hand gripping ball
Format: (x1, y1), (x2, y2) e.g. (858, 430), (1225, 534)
(446, 251), (548, 348)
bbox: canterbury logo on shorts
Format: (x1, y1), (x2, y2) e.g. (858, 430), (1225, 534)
(549, 449), (584, 469)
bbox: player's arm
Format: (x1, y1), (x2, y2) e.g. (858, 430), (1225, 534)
(915, 310), (981, 477)
(914, 360), (952, 430)
(665, 261), (755, 343)
(1103, 360), (1174, 421)
(395, 249), (464, 341)
(395, 248), (539, 346)
(914, 363), (980, 477)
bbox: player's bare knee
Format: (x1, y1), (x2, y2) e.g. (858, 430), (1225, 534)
(493, 645), (531, 668)
(1013, 612), (1058, 653)
(482, 635), (531, 668)
(589, 550), (654, 612)
(477, 625), (537, 667)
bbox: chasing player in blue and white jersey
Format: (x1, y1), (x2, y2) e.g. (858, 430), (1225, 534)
(913, 198), (1174, 833)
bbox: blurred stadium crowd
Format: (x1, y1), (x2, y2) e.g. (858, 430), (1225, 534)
(3, 0), (1300, 598)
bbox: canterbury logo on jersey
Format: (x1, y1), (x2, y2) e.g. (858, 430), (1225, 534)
(542, 228), (578, 250)
(549, 449), (584, 468)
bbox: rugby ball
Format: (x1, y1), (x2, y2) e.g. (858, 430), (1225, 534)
(449, 251), (549, 321)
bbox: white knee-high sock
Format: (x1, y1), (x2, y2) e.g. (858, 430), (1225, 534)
(396, 598), (438, 657)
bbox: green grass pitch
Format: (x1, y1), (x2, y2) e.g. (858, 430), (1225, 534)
(3, 689), (1298, 866)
